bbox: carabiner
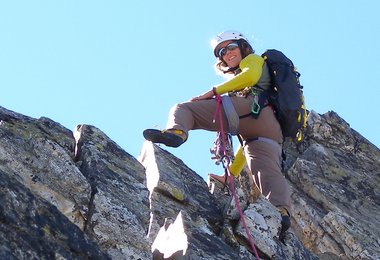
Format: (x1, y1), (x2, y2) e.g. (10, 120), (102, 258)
(250, 89), (261, 114)
(251, 100), (260, 114)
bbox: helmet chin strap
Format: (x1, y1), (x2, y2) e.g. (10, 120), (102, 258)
(223, 66), (240, 74)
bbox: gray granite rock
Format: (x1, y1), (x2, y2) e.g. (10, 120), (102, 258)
(1, 105), (379, 259)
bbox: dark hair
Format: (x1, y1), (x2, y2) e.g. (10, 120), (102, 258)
(215, 39), (254, 74)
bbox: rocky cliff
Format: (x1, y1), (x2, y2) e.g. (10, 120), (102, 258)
(0, 105), (379, 260)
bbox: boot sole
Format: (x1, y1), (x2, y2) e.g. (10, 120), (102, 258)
(143, 129), (184, 148)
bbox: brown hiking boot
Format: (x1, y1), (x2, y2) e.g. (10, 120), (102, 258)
(278, 207), (291, 244)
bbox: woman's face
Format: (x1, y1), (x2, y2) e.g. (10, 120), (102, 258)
(217, 40), (242, 68)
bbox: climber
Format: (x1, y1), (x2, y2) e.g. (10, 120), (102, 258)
(143, 30), (291, 237)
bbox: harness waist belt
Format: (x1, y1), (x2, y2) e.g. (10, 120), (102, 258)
(243, 136), (281, 149)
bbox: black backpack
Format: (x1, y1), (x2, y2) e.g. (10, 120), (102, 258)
(262, 49), (307, 142)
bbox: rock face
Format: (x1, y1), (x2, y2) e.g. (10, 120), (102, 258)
(285, 111), (380, 259)
(0, 105), (379, 259)
(0, 106), (150, 259)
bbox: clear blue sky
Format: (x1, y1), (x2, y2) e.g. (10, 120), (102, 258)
(1, 1), (379, 180)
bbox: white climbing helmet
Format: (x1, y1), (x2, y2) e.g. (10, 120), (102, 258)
(211, 30), (249, 57)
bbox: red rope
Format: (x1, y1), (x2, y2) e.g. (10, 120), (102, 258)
(213, 95), (260, 260)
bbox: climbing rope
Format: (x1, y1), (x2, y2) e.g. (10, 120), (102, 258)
(212, 94), (260, 260)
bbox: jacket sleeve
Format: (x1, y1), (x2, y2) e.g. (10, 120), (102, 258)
(229, 145), (246, 177)
(214, 54), (264, 95)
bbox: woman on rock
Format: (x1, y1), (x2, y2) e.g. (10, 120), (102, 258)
(143, 30), (291, 235)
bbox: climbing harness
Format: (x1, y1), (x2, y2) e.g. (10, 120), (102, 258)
(210, 95), (238, 166)
(212, 94), (260, 260)
(221, 95), (239, 135)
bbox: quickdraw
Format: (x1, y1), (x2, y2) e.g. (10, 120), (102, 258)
(210, 132), (234, 166)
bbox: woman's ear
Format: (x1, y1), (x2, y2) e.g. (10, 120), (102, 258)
(242, 41), (252, 53)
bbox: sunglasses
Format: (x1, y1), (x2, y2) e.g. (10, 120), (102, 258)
(217, 42), (239, 57)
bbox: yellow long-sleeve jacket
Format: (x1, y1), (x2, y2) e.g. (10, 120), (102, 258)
(213, 53), (266, 177)
(213, 53), (265, 95)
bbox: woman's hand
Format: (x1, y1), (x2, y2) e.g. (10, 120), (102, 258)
(190, 88), (216, 101)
